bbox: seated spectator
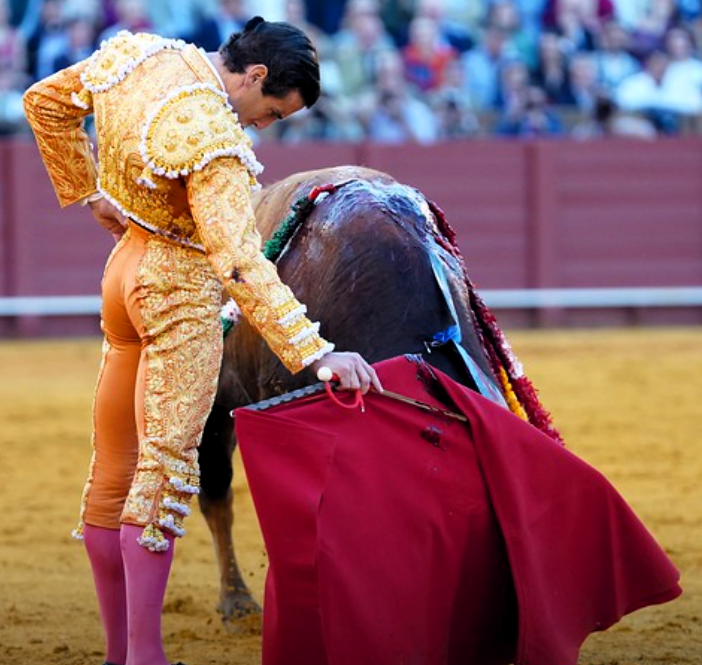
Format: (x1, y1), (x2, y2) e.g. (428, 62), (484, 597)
(495, 84), (564, 135)
(376, 0), (414, 48)
(571, 92), (658, 138)
(414, 0), (474, 52)
(664, 25), (702, 87)
(532, 30), (572, 104)
(0, 67), (25, 134)
(461, 24), (515, 110)
(357, 49), (439, 144)
(285, 0), (331, 50)
(430, 55), (476, 104)
(486, 0), (538, 68)
(52, 15), (97, 72)
(61, 0), (103, 29)
(512, 0), (549, 38)
(542, 0), (615, 51)
(145, 0), (216, 39)
(97, 0), (153, 43)
(593, 19), (640, 92)
(402, 15), (458, 93)
(616, 49), (702, 132)
(626, 0), (679, 60)
(565, 52), (600, 112)
(429, 57), (481, 137)
(285, 0), (344, 98)
(276, 91), (365, 143)
(305, 0), (348, 35)
(433, 88), (481, 138)
(496, 58), (531, 112)
(0, 0), (26, 134)
(0, 0), (25, 77)
(25, 0), (65, 80)
(187, 0), (250, 52)
(333, 0), (398, 97)
(440, 0), (486, 39)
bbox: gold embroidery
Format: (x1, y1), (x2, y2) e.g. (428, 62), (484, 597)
(189, 158), (332, 373)
(23, 60), (98, 207)
(26, 32), (330, 381)
(119, 235), (223, 545)
(139, 84), (261, 185)
(80, 32), (172, 93)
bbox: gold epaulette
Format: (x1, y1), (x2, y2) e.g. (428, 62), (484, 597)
(138, 83), (263, 190)
(80, 30), (186, 94)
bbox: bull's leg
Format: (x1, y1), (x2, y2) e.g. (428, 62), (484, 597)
(199, 402), (261, 632)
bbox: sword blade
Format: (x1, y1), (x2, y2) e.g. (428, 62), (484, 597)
(240, 383), (467, 423)
(378, 390), (467, 422)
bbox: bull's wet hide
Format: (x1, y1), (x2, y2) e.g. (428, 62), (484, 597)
(234, 356), (681, 665)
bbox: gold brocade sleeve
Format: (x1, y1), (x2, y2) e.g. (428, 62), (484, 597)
(23, 60), (98, 208)
(188, 158), (333, 374)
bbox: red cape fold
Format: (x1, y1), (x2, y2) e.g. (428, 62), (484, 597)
(234, 356), (681, 665)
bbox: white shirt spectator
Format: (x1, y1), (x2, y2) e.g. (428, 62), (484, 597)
(616, 51), (702, 115)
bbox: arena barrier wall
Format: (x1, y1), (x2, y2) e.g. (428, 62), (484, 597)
(1, 137), (701, 337)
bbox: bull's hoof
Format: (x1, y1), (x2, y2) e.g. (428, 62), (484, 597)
(218, 592), (262, 635)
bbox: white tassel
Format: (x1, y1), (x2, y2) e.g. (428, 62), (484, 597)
(158, 514), (186, 537)
(137, 533), (170, 552)
(163, 496), (191, 516)
(169, 476), (200, 494)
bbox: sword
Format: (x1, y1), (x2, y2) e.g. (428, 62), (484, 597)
(378, 388), (467, 422)
(240, 382), (467, 423)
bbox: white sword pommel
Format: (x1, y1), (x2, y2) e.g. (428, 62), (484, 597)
(316, 366), (334, 382)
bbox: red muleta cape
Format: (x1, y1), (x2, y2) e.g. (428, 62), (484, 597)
(234, 356), (681, 665)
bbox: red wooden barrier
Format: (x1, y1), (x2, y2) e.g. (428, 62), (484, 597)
(2, 137), (702, 337)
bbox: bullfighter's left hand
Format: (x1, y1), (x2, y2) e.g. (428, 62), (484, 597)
(89, 196), (128, 244)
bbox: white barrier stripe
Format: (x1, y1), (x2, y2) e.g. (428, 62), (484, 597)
(0, 296), (102, 316)
(481, 287), (702, 309)
(1, 288), (702, 317)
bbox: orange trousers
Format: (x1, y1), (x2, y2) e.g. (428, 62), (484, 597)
(78, 223), (223, 549)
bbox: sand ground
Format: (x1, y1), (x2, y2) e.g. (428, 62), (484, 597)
(0, 328), (700, 665)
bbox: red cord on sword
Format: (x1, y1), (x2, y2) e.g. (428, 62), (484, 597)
(315, 367), (467, 423)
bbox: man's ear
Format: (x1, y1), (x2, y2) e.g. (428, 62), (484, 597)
(246, 64), (269, 86)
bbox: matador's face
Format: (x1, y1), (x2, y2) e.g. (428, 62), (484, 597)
(232, 66), (305, 130)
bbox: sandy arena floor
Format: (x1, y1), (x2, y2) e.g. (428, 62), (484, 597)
(0, 328), (700, 665)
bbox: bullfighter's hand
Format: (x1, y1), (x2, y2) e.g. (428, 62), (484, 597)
(310, 352), (383, 395)
(89, 197), (128, 244)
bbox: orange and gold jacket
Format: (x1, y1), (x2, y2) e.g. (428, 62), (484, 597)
(23, 31), (332, 373)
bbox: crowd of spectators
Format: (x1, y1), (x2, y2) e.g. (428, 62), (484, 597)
(3, 0), (702, 141)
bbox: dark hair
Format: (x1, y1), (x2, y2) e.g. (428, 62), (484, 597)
(219, 16), (320, 108)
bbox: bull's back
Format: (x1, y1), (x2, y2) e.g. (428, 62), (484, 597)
(219, 166), (490, 407)
(251, 166), (396, 241)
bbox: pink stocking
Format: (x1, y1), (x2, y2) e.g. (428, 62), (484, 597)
(120, 523), (175, 665)
(83, 524), (128, 665)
